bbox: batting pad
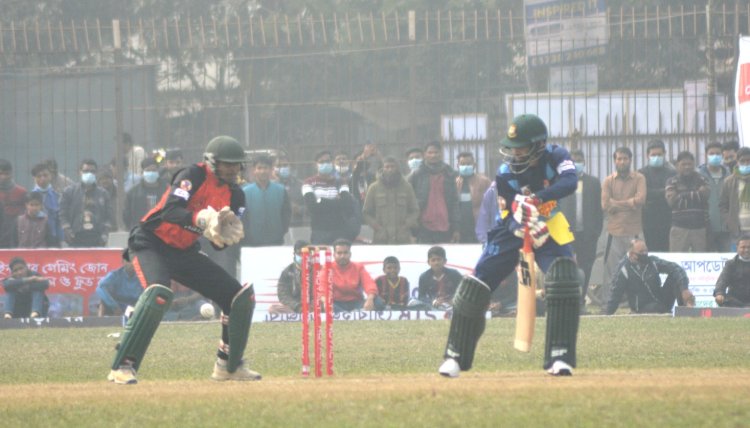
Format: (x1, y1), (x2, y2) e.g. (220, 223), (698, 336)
(228, 284), (256, 373)
(111, 284), (173, 371)
(543, 257), (580, 370)
(444, 276), (491, 371)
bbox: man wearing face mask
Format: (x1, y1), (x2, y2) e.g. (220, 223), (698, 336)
(455, 152), (491, 244)
(274, 153), (305, 227)
(269, 240), (311, 314)
(719, 147), (750, 244)
(605, 239), (694, 315)
(60, 159), (114, 247)
(559, 149), (603, 310)
(302, 150), (354, 245)
(638, 139), (675, 252)
(713, 234), (750, 307)
(698, 142), (731, 252)
(405, 147), (424, 180)
(123, 157), (169, 231)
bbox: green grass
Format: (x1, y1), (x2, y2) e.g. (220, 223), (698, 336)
(0, 317), (749, 427)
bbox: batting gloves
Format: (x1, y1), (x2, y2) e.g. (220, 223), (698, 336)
(512, 194), (540, 226)
(530, 221), (550, 248)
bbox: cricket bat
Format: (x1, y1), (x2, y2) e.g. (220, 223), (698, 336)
(514, 223), (537, 352)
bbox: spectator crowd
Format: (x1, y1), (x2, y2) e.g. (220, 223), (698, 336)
(2, 135), (749, 318)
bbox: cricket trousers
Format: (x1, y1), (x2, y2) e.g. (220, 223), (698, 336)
(474, 224), (574, 291)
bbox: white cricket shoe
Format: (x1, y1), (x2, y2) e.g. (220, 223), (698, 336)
(547, 360), (573, 376)
(211, 359), (262, 381)
(108, 363), (138, 385)
(438, 358), (460, 378)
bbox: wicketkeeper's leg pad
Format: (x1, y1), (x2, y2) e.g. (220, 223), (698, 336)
(111, 284), (173, 371)
(443, 275), (491, 371)
(543, 257), (580, 370)
(226, 284), (256, 373)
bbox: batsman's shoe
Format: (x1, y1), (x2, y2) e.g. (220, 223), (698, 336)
(547, 360), (573, 376)
(108, 363), (138, 385)
(438, 358), (460, 378)
(211, 358), (262, 381)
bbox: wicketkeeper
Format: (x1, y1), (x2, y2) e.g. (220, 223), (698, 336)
(439, 114), (582, 377)
(108, 135), (260, 384)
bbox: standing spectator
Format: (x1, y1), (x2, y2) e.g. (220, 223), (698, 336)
(302, 150), (353, 245)
(118, 132), (146, 192)
(353, 141), (382, 190)
(639, 139), (675, 252)
(713, 234), (750, 307)
(317, 239), (381, 313)
(559, 150), (603, 309)
(362, 156), (419, 244)
(605, 239), (694, 315)
(698, 142), (732, 251)
(455, 152), (491, 244)
(44, 158), (74, 194)
(274, 153), (305, 227)
(374, 256), (410, 310)
(2, 257), (49, 318)
(0, 159), (28, 248)
(334, 152), (352, 182)
(719, 147), (750, 244)
(13, 191), (55, 248)
(31, 162), (62, 246)
(722, 140), (740, 172)
(475, 181), (502, 245)
(665, 151), (710, 252)
(96, 168), (119, 228)
(123, 158), (169, 231)
(241, 155), (291, 246)
(269, 240), (311, 314)
(337, 150), (364, 241)
(160, 148), (184, 183)
(96, 259), (143, 316)
(408, 141), (460, 243)
(600, 147), (646, 306)
(60, 159), (114, 247)
(405, 147), (423, 179)
(417, 246), (463, 310)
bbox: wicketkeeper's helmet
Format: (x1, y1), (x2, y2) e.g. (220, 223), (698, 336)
(499, 114), (548, 174)
(204, 136), (247, 170)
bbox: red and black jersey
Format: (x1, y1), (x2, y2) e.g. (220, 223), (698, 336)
(140, 163), (245, 250)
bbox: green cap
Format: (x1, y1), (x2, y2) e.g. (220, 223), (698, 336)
(204, 136), (247, 163)
(500, 114), (548, 148)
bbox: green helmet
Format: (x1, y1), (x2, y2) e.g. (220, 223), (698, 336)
(203, 136), (247, 165)
(499, 114), (548, 174)
(500, 114), (548, 148)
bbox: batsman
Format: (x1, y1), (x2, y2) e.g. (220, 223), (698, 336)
(108, 136), (260, 384)
(439, 114), (582, 377)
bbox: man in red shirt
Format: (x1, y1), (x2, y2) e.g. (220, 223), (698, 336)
(319, 239), (383, 312)
(0, 159), (28, 248)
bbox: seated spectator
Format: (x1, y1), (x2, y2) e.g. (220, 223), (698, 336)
(14, 191), (56, 248)
(417, 246), (462, 310)
(605, 239), (695, 315)
(2, 257), (49, 318)
(374, 256), (410, 310)
(318, 239), (383, 313)
(713, 234), (750, 307)
(95, 259), (143, 316)
(269, 240), (310, 314)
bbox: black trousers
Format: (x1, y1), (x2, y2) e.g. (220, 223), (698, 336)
(126, 227), (241, 315)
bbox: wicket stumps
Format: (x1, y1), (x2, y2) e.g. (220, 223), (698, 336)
(301, 246), (334, 377)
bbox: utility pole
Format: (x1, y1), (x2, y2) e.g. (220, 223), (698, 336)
(706, 0), (717, 138)
(113, 19), (125, 232)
